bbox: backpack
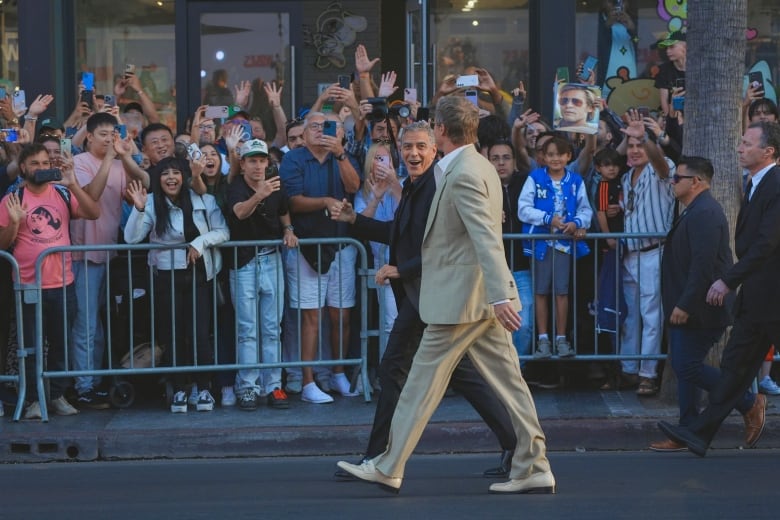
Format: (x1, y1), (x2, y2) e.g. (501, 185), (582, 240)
(16, 184), (72, 208)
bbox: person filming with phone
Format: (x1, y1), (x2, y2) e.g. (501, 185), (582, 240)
(0, 143), (101, 420)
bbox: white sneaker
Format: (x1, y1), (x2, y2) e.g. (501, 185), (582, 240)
(171, 391), (188, 413)
(221, 386), (236, 407)
(23, 401), (41, 420)
(50, 395), (79, 416)
(301, 382), (334, 404)
(331, 373), (359, 397)
(759, 376), (780, 396)
(188, 385), (199, 406)
(196, 389), (215, 411)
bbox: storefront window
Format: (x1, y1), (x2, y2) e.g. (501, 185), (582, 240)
(75, 0), (176, 128)
(0, 1), (19, 91)
(431, 0), (529, 97)
(576, 0), (780, 114)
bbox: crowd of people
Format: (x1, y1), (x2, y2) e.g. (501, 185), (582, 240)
(0, 28), (778, 447)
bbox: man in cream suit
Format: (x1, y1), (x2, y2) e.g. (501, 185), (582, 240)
(337, 96), (555, 494)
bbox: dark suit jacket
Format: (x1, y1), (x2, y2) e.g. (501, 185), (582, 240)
(722, 165), (780, 322)
(350, 167), (436, 311)
(661, 189), (733, 329)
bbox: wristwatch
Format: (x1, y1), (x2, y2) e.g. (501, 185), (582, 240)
(335, 153), (347, 161)
(284, 225), (294, 232)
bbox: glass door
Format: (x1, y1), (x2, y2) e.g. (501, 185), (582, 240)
(184, 2), (301, 138)
(406, 0), (429, 104)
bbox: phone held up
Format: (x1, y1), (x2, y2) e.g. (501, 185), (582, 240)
(60, 138), (72, 156)
(578, 56), (598, 82)
(265, 163), (279, 179)
(0, 129), (18, 142)
(465, 89), (479, 107)
(33, 168), (63, 184)
(115, 124), (127, 139)
(749, 71), (764, 94)
(323, 120), (338, 137)
(204, 105), (229, 120)
(337, 75), (351, 90)
(12, 90), (26, 113)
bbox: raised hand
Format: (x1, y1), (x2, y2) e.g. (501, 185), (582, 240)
(224, 124), (243, 152)
(126, 179), (148, 211)
(264, 81), (283, 108)
(5, 192), (26, 224)
(234, 80), (251, 107)
(378, 71), (398, 98)
(355, 44), (379, 74)
(28, 94), (54, 117)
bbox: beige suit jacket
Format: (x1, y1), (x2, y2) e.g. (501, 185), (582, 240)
(419, 145), (521, 325)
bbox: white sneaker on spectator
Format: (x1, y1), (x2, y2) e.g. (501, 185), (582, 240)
(221, 386), (236, 406)
(196, 390), (215, 412)
(301, 382), (334, 404)
(23, 401), (41, 420)
(759, 376), (780, 396)
(51, 396), (79, 416)
(188, 385), (199, 406)
(171, 391), (188, 413)
(331, 373), (359, 397)
(285, 379), (302, 394)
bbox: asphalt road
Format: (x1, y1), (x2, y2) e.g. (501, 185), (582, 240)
(3, 450), (777, 519)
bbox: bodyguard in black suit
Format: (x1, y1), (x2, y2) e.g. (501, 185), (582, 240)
(650, 157), (757, 452)
(331, 121), (517, 476)
(659, 122), (780, 456)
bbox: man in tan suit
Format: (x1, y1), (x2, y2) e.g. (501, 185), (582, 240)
(337, 96), (555, 494)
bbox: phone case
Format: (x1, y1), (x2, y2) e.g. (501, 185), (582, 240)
(82, 72), (95, 91)
(12, 90), (26, 112)
(205, 106), (228, 119)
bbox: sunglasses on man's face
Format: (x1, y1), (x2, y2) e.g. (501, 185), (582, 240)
(559, 97), (585, 107)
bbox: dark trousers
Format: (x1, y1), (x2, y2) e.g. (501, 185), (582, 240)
(365, 294), (517, 459)
(22, 283), (76, 401)
(688, 316), (777, 443)
(668, 326), (752, 427)
(154, 269), (214, 390)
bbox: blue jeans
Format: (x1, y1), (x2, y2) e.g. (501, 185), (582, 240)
(512, 270), (533, 358)
(70, 261), (107, 394)
(230, 251), (284, 395)
(23, 284), (76, 400)
(668, 326), (752, 427)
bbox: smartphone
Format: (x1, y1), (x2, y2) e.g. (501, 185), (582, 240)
(187, 142), (202, 161)
(124, 64), (136, 76)
(237, 120), (252, 141)
(748, 71), (764, 93)
(337, 75), (351, 90)
(556, 67), (570, 84)
(637, 106), (650, 119)
(404, 88), (417, 104)
(465, 89), (479, 107)
(578, 56), (598, 82)
(323, 119), (338, 137)
(60, 138), (72, 155)
(82, 72), (95, 91)
(672, 96), (685, 111)
(0, 87), (6, 99)
(32, 168), (63, 184)
(0, 128), (17, 142)
(265, 163), (279, 179)
(12, 90), (26, 113)
(115, 124), (127, 139)
(204, 105), (229, 119)
(456, 74), (479, 88)
(674, 77), (685, 90)
(80, 90), (93, 107)
(103, 94), (116, 107)
(377, 155), (390, 168)
(416, 107), (429, 122)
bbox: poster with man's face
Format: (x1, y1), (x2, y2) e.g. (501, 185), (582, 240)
(553, 83), (601, 135)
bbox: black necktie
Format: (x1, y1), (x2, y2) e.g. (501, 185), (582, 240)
(744, 179), (753, 206)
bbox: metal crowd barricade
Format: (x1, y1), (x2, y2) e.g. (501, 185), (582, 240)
(0, 251), (28, 421)
(502, 231), (671, 362)
(27, 237), (372, 422)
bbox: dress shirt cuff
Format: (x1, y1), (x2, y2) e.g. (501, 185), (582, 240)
(492, 299), (511, 306)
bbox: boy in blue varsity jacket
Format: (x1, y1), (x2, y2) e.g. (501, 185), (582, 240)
(518, 137), (592, 358)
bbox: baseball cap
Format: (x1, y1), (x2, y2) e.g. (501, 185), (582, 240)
(123, 102), (144, 114)
(228, 105), (250, 120)
(239, 139), (269, 158)
(39, 117), (64, 131)
(658, 30), (686, 48)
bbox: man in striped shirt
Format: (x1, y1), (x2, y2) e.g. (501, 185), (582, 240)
(619, 121), (676, 396)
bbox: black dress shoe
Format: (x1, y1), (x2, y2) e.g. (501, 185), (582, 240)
(657, 421), (708, 457)
(334, 458), (367, 480)
(483, 449), (513, 478)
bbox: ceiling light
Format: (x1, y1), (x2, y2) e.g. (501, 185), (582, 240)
(472, 20), (479, 26)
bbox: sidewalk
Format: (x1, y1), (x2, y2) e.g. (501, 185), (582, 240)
(2, 385), (778, 463)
